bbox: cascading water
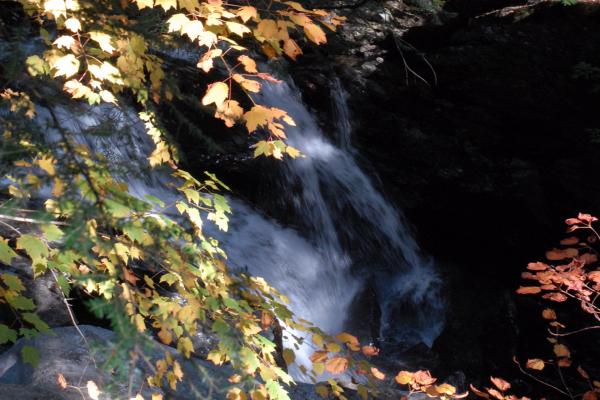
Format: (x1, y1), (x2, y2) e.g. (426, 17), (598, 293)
(254, 76), (445, 352)
(30, 67), (444, 381)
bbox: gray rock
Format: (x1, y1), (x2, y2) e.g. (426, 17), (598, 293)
(0, 326), (333, 399)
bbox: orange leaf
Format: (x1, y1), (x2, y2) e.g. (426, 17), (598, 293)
(335, 332), (359, 351)
(324, 356), (348, 375)
(526, 359), (545, 371)
(303, 23), (326, 45)
(57, 373), (67, 389)
(395, 371), (414, 385)
(469, 384), (490, 399)
(370, 367), (385, 380)
(527, 262), (549, 271)
(414, 370), (436, 386)
(309, 350), (328, 363)
(553, 344), (570, 358)
(516, 286), (541, 295)
(361, 345), (379, 357)
(490, 376), (511, 392)
(546, 248), (578, 261)
(560, 237), (579, 245)
(542, 308), (557, 320)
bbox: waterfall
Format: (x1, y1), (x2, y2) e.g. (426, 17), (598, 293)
(28, 69), (443, 381)
(254, 77), (444, 351)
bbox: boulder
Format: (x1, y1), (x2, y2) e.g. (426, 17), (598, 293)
(0, 325), (334, 399)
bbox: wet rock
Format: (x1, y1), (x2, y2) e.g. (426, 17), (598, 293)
(0, 325), (345, 399)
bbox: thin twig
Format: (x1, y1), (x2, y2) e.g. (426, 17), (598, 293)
(513, 357), (570, 397)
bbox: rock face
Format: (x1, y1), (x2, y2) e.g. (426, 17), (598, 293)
(288, 0), (600, 383)
(0, 325), (330, 400)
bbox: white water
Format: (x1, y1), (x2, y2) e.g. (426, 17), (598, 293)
(29, 72), (443, 380)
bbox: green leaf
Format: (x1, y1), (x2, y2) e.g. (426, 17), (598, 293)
(104, 199), (131, 218)
(266, 379), (291, 400)
(22, 313), (50, 333)
(41, 224), (64, 242)
(0, 324), (17, 344)
(21, 345), (39, 367)
(16, 234), (49, 261)
(1, 273), (25, 292)
(0, 239), (18, 265)
(8, 295), (36, 310)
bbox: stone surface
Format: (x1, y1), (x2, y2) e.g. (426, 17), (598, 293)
(0, 325), (338, 400)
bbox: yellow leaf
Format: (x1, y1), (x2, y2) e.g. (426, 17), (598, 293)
(238, 55), (257, 73)
(87, 381), (101, 400)
(168, 13), (189, 33)
(173, 361), (184, 380)
(526, 359), (545, 371)
(89, 31), (115, 53)
(64, 80), (91, 99)
(255, 19), (278, 40)
(303, 23), (326, 45)
(237, 6), (257, 23)
(202, 82), (228, 107)
(286, 146), (301, 158)
(54, 35), (75, 49)
(99, 90), (117, 104)
(226, 21), (251, 37)
(155, 0), (176, 10)
(182, 20), (205, 41)
(134, 0), (153, 8)
(284, 1), (310, 12)
(244, 105), (271, 132)
(215, 100), (243, 127)
(227, 388), (247, 400)
(52, 54), (80, 78)
(435, 383), (456, 396)
(36, 156), (56, 176)
(134, 314), (146, 332)
(233, 74), (261, 93)
(177, 336), (194, 358)
(197, 49), (222, 73)
(44, 0), (67, 18)
(179, 0), (199, 10)
(64, 17), (81, 32)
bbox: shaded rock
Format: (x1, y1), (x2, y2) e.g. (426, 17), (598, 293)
(0, 325), (342, 399)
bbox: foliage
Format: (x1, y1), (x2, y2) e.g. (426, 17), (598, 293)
(0, 0), (354, 398)
(509, 213), (600, 400)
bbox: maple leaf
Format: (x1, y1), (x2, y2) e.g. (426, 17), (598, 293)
(202, 82), (228, 106)
(324, 356), (348, 374)
(303, 23), (326, 45)
(238, 55), (257, 73)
